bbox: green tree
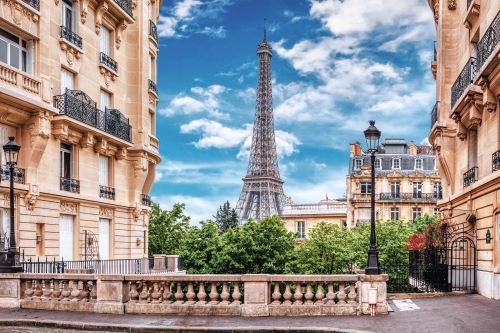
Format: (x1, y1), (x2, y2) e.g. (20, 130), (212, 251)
(178, 221), (220, 274)
(147, 203), (190, 257)
(214, 201), (239, 233)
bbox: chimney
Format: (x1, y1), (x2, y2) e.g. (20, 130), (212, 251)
(350, 141), (363, 156)
(409, 141), (417, 155)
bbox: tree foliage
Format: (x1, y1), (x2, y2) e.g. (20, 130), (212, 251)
(214, 201), (239, 234)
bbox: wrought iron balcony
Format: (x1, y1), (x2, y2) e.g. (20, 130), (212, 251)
(21, 0), (39, 11)
(60, 26), (82, 49)
(148, 79), (158, 95)
(0, 165), (25, 184)
(99, 185), (115, 200)
(149, 20), (158, 41)
(99, 52), (118, 72)
(141, 194), (151, 206)
(477, 12), (499, 72)
(114, 0), (133, 17)
(451, 57), (477, 108)
(430, 102), (438, 129)
(493, 150), (500, 172)
(463, 166), (478, 187)
(53, 89), (132, 142)
(379, 193), (436, 201)
(60, 177), (80, 193)
(356, 219), (371, 225)
(467, 0), (472, 9)
(433, 41), (437, 61)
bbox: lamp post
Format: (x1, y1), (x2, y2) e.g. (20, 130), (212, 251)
(0, 137), (22, 273)
(364, 121), (381, 275)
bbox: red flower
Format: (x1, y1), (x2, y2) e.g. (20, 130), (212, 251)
(406, 233), (426, 250)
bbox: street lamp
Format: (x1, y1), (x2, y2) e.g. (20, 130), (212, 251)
(364, 121), (381, 275)
(0, 136), (22, 273)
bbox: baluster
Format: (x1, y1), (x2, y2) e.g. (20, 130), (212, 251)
(24, 280), (34, 300)
(304, 282), (314, 305)
(293, 283), (304, 305)
(347, 282), (357, 304)
(326, 282), (335, 304)
(151, 282), (162, 303)
(337, 282), (346, 303)
(129, 281), (139, 303)
(33, 280), (42, 300)
(283, 282), (292, 305)
(196, 282), (207, 305)
(220, 282), (230, 305)
(232, 282), (241, 305)
(315, 282), (324, 304)
(139, 282), (149, 304)
(89, 281), (97, 302)
(61, 280), (70, 301)
(174, 282), (184, 304)
(209, 282), (219, 304)
(271, 282), (281, 304)
(185, 282), (196, 304)
(52, 280), (61, 300)
(80, 281), (89, 302)
(70, 280), (80, 302)
(162, 281), (172, 303)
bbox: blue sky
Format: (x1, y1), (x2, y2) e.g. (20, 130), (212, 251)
(153, 0), (436, 223)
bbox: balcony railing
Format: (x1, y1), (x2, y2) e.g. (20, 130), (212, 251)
(493, 150), (500, 172)
(99, 185), (115, 200)
(59, 26), (82, 49)
(350, 193), (371, 201)
(114, 0), (133, 17)
(430, 102), (438, 129)
(53, 89), (132, 142)
(463, 166), (478, 187)
(356, 219), (371, 225)
(149, 20), (158, 41)
(451, 57), (477, 108)
(433, 41), (437, 61)
(148, 79), (158, 95)
(0, 165), (25, 184)
(141, 194), (152, 206)
(60, 177), (80, 193)
(21, 0), (39, 11)
(467, 0), (472, 10)
(379, 193), (436, 201)
(477, 12), (499, 71)
(99, 52), (118, 72)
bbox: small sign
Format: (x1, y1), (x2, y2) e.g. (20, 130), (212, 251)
(486, 229), (491, 244)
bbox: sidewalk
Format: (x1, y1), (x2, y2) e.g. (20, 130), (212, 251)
(0, 295), (499, 332)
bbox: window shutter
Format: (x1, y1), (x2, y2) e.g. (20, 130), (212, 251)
(99, 155), (109, 186)
(99, 218), (110, 260)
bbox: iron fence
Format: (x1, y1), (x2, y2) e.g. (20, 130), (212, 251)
(99, 52), (118, 72)
(451, 57), (477, 108)
(99, 185), (115, 200)
(477, 12), (500, 72)
(463, 166), (478, 187)
(60, 26), (82, 49)
(493, 150), (500, 172)
(0, 165), (25, 184)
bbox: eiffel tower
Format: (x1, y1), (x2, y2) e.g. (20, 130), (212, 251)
(236, 29), (285, 221)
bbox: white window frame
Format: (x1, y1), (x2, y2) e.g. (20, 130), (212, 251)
(60, 142), (73, 179)
(296, 221), (305, 239)
(415, 158), (423, 170)
(149, 110), (155, 135)
(62, 0), (75, 31)
(354, 159), (362, 170)
(0, 28), (32, 74)
(433, 208), (440, 216)
(390, 207), (399, 221)
(412, 207), (422, 221)
(392, 158), (401, 169)
(360, 182), (372, 194)
(59, 214), (74, 260)
(99, 155), (110, 187)
(100, 26), (110, 55)
(100, 90), (111, 110)
(413, 182), (422, 198)
(374, 158), (381, 169)
(391, 181), (400, 197)
(99, 218), (110, 260)
(60, 68), (74, 93)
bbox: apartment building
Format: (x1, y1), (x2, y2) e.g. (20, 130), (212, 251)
(0, 0), (161, 259)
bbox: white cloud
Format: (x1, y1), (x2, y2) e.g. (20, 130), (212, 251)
(153, 194), (226, 225)
(286, 169), (348, 204)
(198, 26), (227, 38)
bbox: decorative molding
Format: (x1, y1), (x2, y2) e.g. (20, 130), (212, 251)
(99, 66), (117, 87)
(4, 0), (39, 26)
(52, 122), (69, 141)
(59, 40), (82, 66)
(115, 147), (127, 160)
(80, 132), (94, 148)
(116, 20), (127, 49)
(80, 0), (90, 24)
(99, 206), (113, 217)
(24, 184), (39, 211)
(447, 0), (456, 10)
(456, 120), (467, 141)
(60, 201), (77, 215)
(95, 1), (109, 34)
(28, 111), (50, 147)
(133, 156), (148, 177)
(94, 138), (108, 155)
(433, 0), (439, 24)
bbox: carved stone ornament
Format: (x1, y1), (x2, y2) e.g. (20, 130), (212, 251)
(456, 120), (467, 141)
(448, 0), (456, 10)
(115, 147), (127, 160)
(80, 132), (94, 148)
(94, 138), (108, 155)
(52, 122), (69, 141)
(95, 1), (109, 34)
(59, 41), (82, 66)
(99, 207), (113, 217)
(29, 111), (51, 147)
(60, 201), (77, 215)
(100, 67), (117, 87)
(133, 157), (148, 177)
(80, 0), (90, 23)
(116, 20), (127, 49)
(5, 0), (39, 26)
(24, 185), (39, 211)
(433, 0), (439, 23)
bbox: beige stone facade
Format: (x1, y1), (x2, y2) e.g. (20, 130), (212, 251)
(0, 0), (161, 260)
(281, 198), (347, 240)
(347, 140), (441, 228)
(428, 0), (500, 299)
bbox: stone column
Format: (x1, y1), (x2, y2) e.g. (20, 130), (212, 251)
(358, 274), (389, 315)
(241, 274), (270, 316)
(152, 254), (167, 271)
(96, 275), (125, 314)
(0, 273), (20, 308)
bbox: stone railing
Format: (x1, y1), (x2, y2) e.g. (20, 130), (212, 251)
(0, 63), (41, 97)
(0, 273), (388, 316)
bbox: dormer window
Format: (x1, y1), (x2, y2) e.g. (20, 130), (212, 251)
(392, 158), (401, 169)
(415, 158), (423, 170)
(354, 159), (362, 169)
(374, 158), (381, 169)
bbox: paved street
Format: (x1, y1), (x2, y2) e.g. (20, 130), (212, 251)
(0, 295), (499, 332)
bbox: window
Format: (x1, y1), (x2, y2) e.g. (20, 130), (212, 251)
(60, 143), (73, 179)
(412, 207), (422, 221)
(100, 26), (110, 55)
(59, 214), (74, 260)
(433, 208), (440, 216)
(413, 182), (422, 198)
(374, 158), (381, 169)
(149, 54), (156, 81)
(391, 181), (400, 198)
(360, 182), (372, 194)
(62, 0), (74, 31)
(354, 159), (362, 169)
(468, 128), (478, 169)
(100, 90), (111, 110)
(99, 218), (110, 260)
(149, 111), (155, 135)
(0, 209), (9, 250)
(99, 155), (110, 186)
(415, 158), (423, 170)
(0, 123), (16, 165)
(296, 221), (305, 239)
(433, 182), (442, 199)
(0, 28), (33, 74)
(390, 207), (399, 221)
(392, 158), (401, 169)
(60, 68), (74, 93)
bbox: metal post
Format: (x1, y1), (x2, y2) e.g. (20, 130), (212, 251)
(9, 164), (15, 251)
(365, 152), (380, 275)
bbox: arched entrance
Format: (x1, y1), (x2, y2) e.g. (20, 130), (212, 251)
(448, 235), (476, 292)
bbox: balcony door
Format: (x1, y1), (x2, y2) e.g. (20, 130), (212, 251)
(62, 0), (74, 31)
(59, 214), (74, 260)
(99, 155), (109, 187)
(100, 26), (110, 56)
(413, 182), (422, 199)
(60, 68), (74, 93)
(99, 218), (110, 260)
(60, 143), (73, 180)
(391, 181), (400, 199)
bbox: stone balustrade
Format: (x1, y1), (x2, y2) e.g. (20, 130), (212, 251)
(0, 63), (41, 97)
(0, 273), (388, 316)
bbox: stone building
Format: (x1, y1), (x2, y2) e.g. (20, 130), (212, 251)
(428, 0), (499, 298)
(346, 139), (441, 227)
(281, 197), (347, 240)
(0, 0), (161, 260)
